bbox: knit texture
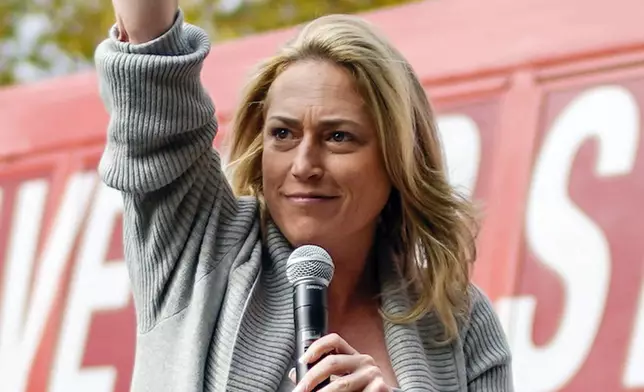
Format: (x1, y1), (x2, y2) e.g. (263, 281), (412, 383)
(94, 10), (513, 392)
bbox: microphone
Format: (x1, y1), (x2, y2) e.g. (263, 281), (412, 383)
(286, 245), (335, 390)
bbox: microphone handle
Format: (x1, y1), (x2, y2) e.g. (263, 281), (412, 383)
(294, 283), (330, 391)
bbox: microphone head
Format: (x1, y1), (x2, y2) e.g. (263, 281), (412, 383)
(286, 245), (335, 287)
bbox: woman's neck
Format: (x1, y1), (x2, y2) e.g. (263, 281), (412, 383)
(324, 237), (380, 329)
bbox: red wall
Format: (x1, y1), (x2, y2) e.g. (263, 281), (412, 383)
(0, 0), (643, 390)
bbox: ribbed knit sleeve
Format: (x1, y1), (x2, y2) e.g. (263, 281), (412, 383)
(463, 286), (514, 391)
(94, 10), (247, 333)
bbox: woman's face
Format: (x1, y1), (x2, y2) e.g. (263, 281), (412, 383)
(261, 60), (391, 252)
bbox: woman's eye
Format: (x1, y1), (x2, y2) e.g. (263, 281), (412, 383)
(329, 131), (352, 143)
(271, 128), (291, 140)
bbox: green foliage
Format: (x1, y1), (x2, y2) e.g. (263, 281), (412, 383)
(0, 0), (414, 86)
(0, 0), (21, 85)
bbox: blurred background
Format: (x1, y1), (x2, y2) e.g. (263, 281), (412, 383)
(0, 0), (410, 85)
(0, 0), (643, 391)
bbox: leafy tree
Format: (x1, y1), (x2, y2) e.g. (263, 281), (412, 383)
(0, 0), (414, 86)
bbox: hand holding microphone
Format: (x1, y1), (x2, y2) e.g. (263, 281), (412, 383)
(286, 246), (392, 392)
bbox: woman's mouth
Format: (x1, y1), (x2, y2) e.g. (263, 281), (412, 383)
(284, 193), (339, 204)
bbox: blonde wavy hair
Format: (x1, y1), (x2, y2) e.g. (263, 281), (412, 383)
(226, 14), (479, 343)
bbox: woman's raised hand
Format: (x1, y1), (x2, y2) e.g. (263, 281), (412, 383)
(111, 0), (179, 43)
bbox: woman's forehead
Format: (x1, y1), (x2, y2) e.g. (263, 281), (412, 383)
(265, 61), (367, 120)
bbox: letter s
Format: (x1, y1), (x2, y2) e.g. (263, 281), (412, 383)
(501, 85), (639, 391)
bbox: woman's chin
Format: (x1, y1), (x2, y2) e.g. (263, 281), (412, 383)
(287, 234), (327, 249)
(282, 225), (332, 249)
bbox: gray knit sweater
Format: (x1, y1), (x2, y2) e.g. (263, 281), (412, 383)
(94, 11), (513, 392)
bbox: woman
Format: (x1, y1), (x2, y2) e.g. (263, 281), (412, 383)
(96, 0), (513, 391)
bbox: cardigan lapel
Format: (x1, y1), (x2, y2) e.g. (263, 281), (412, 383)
(224, 221), (295, 392)
(377, 249), (463, 392)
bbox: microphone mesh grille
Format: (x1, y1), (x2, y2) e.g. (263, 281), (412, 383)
(286, 245), (335, 287)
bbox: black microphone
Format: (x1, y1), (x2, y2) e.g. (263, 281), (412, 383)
(286, 245), (335, 391)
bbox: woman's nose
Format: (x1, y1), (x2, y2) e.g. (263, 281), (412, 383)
(290, 138), (324, 181)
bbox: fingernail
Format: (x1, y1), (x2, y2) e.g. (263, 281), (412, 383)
(288, 368), (295, 382)
(298, 355), (307, 364)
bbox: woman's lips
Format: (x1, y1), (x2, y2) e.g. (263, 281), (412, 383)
(284, 193), (339, 204)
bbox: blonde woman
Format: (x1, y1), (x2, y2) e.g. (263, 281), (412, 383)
(97, 0), (513, 391)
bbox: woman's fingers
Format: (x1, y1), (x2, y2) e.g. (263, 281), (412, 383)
(318, 365), (386, 392)
(292, 333), (391, 391)
(294, 354), (375, 392)
(299, 333), (357, 365)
